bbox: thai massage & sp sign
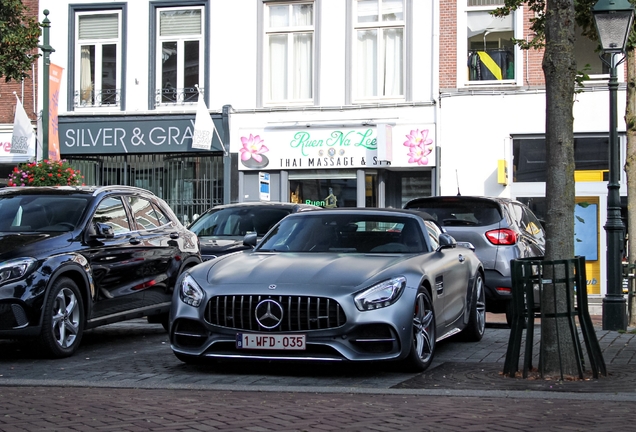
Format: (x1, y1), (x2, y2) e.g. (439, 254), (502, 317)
(238, 125), (436, 170)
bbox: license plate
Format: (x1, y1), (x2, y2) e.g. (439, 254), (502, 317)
(236, 333), (306, 350)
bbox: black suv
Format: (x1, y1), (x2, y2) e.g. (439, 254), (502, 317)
(0, 185), (201, 357)
(404, 196), (546, 323)
(189, 201), (321, 261)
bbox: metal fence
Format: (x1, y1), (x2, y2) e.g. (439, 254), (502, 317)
(67, 153), (224, 224)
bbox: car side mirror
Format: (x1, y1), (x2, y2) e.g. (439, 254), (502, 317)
(88, 222), (115, 239)
(457, 241), (476, 252)
(437, 233), (457, 251)
(243, 232), (258, 248)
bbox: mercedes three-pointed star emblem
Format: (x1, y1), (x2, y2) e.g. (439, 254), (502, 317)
(254, 299), (284, 329)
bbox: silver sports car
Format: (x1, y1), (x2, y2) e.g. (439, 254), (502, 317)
(170, 208), (485, 371)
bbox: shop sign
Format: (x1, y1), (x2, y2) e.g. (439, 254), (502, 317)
(0, 132), (35, 163)
(238, 125), (436, 170)
(58, 115), (224, 155)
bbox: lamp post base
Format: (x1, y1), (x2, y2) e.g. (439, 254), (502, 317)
(602, 296), (627, 331)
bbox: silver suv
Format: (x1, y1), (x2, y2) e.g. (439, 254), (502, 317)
(404, 196), (546, 324)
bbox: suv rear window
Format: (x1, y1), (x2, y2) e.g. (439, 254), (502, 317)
(405, 199), (502, 227)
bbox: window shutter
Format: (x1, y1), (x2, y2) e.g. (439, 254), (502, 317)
(467, 0), (504, 6)
(160, 9), (202, 36)
(79, 14), (119, 40)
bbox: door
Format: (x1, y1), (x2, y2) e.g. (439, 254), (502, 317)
(83, 196), (148, 319)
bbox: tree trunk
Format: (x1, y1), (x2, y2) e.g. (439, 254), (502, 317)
(541, 0), (579, 376)
(625, 48), (636, 327)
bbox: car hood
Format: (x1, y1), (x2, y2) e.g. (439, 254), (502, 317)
(201, 251), (413, 290)
(0, 232), (70, 259)
(198, 236), (251, 255)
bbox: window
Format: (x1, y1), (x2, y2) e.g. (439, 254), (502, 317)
(264, 2), (314, 104)
(156, 6), (204, 105)
(574, 25), (610, 80)
(466, 0), (516, 83)
(353, 0), (404, 100)
(75, 12), (121, 108)
(127, 197), (164, 230)
(93, 197), (130, 235)
(513, 136), (612, 182)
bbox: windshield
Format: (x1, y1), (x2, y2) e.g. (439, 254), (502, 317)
(406, 200), (502, 227)
(189, 206), (292, 237)
(257, 213), (426, 253)
(0, 195), (89, 232)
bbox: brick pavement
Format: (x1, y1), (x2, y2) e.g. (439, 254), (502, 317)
(1, 315), (636, 431)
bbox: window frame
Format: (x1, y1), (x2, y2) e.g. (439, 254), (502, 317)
(155, 5), (205, 107)
(351, 0), (407, 103)
(460, 1), (522, 87)
(68, 4), (127, 112)
(148, 1), (210, 110)
(261, 1), (316, 107)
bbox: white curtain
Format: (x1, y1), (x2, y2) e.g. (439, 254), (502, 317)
(357, 29), (378, 98)
(269, 35), (287, 100)
(268, 4), (312, 101)
(80, 46), (93, 105)
(293, 33), (312, 99)
(383, 28), (403, 96)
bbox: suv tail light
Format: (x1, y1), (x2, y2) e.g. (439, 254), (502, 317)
(485, 228), (517, 245)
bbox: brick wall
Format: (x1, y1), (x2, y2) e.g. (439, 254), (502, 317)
(440, 0), (545, 89)
(0, 0), (39, 124)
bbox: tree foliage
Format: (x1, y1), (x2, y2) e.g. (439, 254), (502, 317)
(0, 0), (41, 82)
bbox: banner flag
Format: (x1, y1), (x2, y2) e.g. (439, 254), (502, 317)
(191, 91), (214, 150)
(48, 63), (63, 161)
(10, 95), (34, 156)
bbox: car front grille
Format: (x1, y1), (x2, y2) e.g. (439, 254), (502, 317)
(204, 295), (347, 332)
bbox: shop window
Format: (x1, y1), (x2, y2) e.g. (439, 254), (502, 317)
(353, 0), (405, 100)
(513, 137), (611, 183)
(290, 177), (358, 207)
(264, 1), (314, 104)
(74, 11), (121, 108)
(155, 6), (204, 106)
(466, 1), (516, 83)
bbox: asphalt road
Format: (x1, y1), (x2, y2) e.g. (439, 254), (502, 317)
(1, 317), (636, 431)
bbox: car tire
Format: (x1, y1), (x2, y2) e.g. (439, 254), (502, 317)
(505, 299), (528, 329)
(460, 272), (486, 342)
(38, 277), (85, 358)
(403, 289), (436, 372)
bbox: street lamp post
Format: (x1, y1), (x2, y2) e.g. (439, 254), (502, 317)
(38, 10), (54, 160)
(593, 0), (635, 331)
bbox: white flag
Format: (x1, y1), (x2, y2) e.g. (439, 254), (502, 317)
(10, 95), (34, 155)
(191, 94), (214, 150)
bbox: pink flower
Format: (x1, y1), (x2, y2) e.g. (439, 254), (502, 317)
(403, 129), (434, 149)
(240, 134), (269, 163)
(403, 129), (434, 165)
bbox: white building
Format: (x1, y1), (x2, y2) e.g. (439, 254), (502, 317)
(38, 0), (626, 302)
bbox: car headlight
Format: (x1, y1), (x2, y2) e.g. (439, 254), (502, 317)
(354, 276), (407, 311)
(0, 258), (37, 285)
(179, 274), (205, 307)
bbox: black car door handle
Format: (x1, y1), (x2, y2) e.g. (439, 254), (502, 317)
(129, 237), (141, 245)
(170, 232), (180, 239)
(458, 254), (466, 263)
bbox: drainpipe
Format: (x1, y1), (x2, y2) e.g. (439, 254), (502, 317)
(222, 104), (232, 204)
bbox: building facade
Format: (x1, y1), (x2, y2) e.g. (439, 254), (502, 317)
(439, 0), (626, 302)
(0, 0), (39, 184)
(36, 0), (625, 301)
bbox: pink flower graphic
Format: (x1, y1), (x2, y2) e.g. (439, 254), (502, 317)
(240, 134), (269, 163)
(403, 129), (434, 165)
